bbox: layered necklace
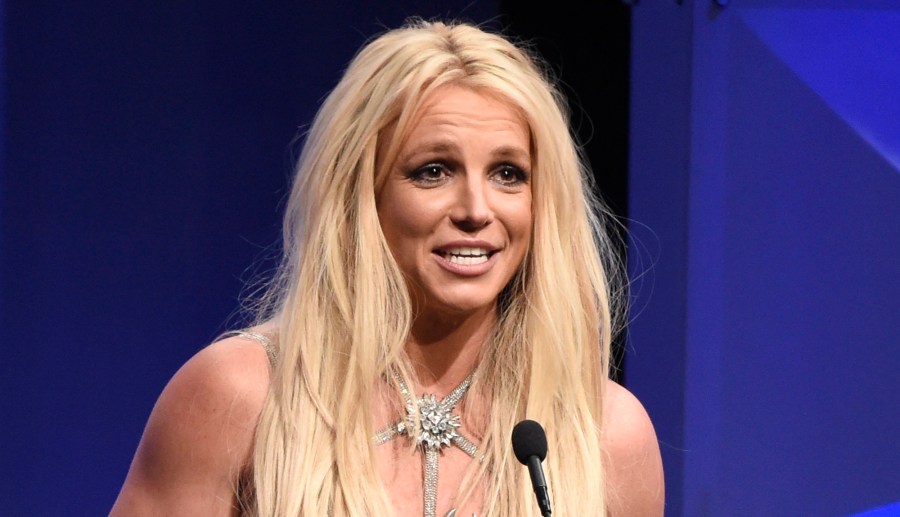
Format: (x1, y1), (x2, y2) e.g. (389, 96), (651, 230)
(373, 371), (479, 517)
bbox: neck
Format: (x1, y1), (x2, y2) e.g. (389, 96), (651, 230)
(405, 303), (496, 395)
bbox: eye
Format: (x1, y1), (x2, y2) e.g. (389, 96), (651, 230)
(491, 164), (529, 187)
(408, 163), (450, 186)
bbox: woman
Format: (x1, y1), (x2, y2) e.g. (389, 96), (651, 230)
(112, 20), (663, 516)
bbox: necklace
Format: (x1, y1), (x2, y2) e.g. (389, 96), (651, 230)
(373, 371), (479, 517)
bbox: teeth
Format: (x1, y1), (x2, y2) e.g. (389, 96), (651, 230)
(444, 247), (489, 256)
(448, 254), (488, 265)
(441, 247), (491, 265)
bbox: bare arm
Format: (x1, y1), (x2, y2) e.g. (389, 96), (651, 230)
(111, 337), (270, 516)
(603, 381), (665, 517)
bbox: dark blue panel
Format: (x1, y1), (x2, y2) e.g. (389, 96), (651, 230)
(0, 2), (499, 514)
(717, 14), (900, 514)
(738, 7), (900, 170)
(627, 2), (694, 515)
(630, 2), (900, 516)
(681, 5), (733, 515)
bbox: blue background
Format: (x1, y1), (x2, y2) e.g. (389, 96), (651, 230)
(627, 1), (899, 516)
(2, 1), (898, 515)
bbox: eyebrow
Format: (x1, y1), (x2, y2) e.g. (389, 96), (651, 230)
(399, 140), (531, 164)
(490, 145), (531, 163)
(404, 140), (457, 156)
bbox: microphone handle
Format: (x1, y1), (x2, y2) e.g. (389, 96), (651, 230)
(527, 456), (552, 516)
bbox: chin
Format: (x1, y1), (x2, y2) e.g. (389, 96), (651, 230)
(420, 291), (501, 317)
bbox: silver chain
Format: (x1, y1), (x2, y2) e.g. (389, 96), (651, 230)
(373, 371), (478, 517)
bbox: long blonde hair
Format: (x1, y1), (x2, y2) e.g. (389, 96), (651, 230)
(246, 19), (621, 516)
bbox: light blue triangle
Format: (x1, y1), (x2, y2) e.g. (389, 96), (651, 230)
(737, 7), (900, 171)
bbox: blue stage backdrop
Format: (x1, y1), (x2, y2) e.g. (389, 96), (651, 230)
(627, 1), (900, 516)
(0, 2), (499, 514)
(5, 1), (899, 516)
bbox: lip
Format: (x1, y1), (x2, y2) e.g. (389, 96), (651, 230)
(433, 239), (500, 253)
(432, 239), (502, 277)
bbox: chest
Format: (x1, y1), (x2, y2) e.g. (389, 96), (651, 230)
(375, 428), (484, 517)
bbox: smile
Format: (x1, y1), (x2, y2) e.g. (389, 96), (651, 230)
(438, 247), (492, 265)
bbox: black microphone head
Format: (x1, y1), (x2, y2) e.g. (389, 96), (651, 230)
(511, 419), (548, 464)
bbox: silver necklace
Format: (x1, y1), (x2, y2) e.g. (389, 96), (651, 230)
(373, 371), (479, 517)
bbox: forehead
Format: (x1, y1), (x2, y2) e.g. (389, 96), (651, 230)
(405, 85), (530, 143)
(375, 84), (532, 188)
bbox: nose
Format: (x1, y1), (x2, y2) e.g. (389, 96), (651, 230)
(449, 174), (494, 231)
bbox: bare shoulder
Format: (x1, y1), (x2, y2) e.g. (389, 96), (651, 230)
(150, 335), (272, 432)
(602, 380), (665, 517)
(111, 335), (272, 516)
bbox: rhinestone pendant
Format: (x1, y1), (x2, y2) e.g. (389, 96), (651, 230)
(417, 393), (462, 450)
(373, 372), (478, 517)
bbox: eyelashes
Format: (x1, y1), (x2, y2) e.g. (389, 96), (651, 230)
(406, 161), (530, 188)
(408, 163), (449, 185)
(492, 165), (530, 186)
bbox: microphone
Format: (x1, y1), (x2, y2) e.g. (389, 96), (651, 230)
(512, 419), (552, 516)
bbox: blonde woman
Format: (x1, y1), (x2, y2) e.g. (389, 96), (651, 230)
(112, 20), (663, 517)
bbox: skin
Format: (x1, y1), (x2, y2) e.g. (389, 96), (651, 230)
(110, 339), (663, 516)
(376, 85), (533, 390)
(111, 85), (664, 516)
(375, 85), (533, 515)
(110, 337), (270, 516)
(603, 380), (666, 516)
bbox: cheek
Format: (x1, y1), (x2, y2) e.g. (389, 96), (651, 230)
(509, 199), (534, 244)
(378, 190), (435, 252)
(512, 204), (534, 269)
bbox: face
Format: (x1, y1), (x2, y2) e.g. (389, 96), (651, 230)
(377, 85), (533, 316)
